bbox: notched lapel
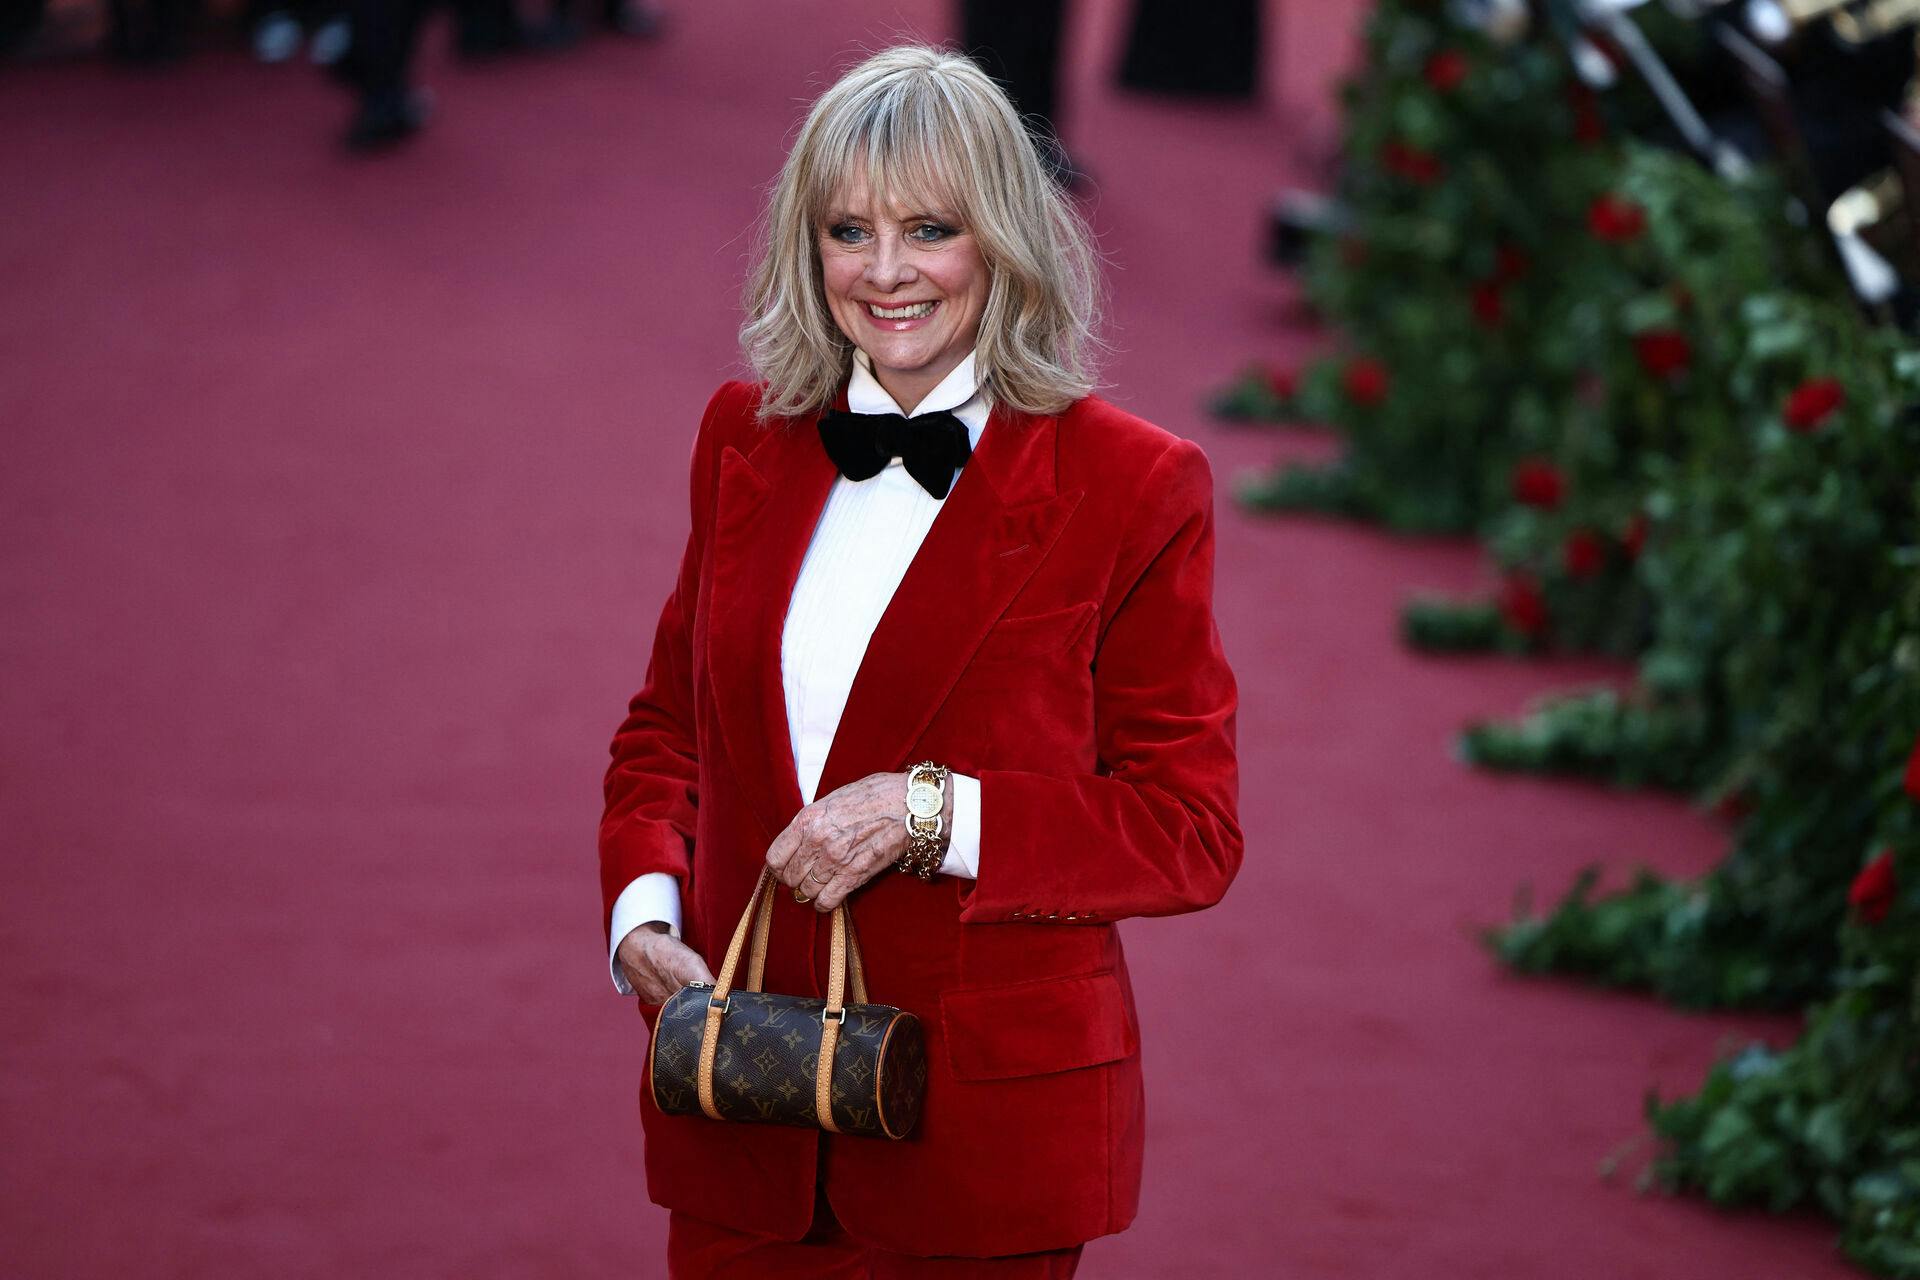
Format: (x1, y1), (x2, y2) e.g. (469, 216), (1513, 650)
(816, 407), (1084, 795)
(705, 433), (835, 840)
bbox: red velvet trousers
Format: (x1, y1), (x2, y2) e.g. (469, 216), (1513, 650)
(667, 1177), (1084, 1278)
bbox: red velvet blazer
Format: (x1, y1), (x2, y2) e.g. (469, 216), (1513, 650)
(600, 380), (1241, 1257)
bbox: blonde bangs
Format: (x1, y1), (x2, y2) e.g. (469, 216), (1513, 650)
(802, 90), (969, 231)
(740, 45), (1101, 423)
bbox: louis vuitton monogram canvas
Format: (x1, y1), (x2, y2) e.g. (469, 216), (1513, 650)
(650, 987), (927, 1140)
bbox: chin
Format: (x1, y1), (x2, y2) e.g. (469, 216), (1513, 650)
(883, 352), (941, 375)
(868, 345), (941, 375)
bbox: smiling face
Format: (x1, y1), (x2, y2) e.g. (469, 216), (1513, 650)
(816, 177), (990, 414)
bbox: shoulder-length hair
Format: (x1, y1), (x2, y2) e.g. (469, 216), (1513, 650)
(740, 44), (1101, 421)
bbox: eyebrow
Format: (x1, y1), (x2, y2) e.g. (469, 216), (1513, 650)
(820, 207), (960, 225)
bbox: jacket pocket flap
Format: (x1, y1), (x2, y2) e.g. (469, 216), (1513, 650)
(940, 970), (1137, 1081)
(970, 601), (1098, 666)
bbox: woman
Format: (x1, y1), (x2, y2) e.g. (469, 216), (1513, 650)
(599, 44), (1240, 1277)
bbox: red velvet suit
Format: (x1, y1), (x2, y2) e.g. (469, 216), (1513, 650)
(600, 380), (1240, 1258)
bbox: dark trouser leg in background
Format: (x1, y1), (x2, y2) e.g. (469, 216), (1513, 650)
(342, 0), (432, 147)
(450, 0), (524, 58)
(1116, 0), (1260, 100)
(959, 0), (1069, 170)
(106, 0), (186, 62)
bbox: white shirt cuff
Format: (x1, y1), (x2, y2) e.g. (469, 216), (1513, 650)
(608, 872), (682, 995)
(939, 771), (980, 880)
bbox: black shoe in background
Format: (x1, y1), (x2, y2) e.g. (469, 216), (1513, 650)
(345, 87), (431, 150)
(529, 13), (584, 49)
(603, 0), (660, 38)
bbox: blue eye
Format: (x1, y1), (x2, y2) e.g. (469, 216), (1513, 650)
(909, 223), (957, 243)
(827, 223), (870, 245)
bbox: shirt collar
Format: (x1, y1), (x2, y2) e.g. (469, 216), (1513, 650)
(848, 350), (989, 451)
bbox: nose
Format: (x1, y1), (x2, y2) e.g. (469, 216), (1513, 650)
(863, 233), (918, 291)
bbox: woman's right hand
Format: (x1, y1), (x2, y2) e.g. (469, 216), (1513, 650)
(616, 923), (715, 1004)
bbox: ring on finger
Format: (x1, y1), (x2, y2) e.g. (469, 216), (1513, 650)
(792, 886), (813, 903)
(804, 864), (832, 885)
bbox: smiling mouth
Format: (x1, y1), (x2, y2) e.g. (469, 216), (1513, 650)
(865, 301), (938, 320)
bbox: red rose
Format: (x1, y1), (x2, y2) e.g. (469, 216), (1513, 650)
(1471, 280), (1506, 329)
(1587, 194), (1647, 243)
(1848, 849), (1898, 925)
(1621, 512), (1648, 560)
(1498, 572), (1548, 638)
(1494, 243), (1531, 282)
(1633, 330), (1692, 381)
(1381, 140), (1445, 186)
(1563, 529), (1605, 579)
(1264, 365), (1297, 400)
(1511, 458), (1566, 509)
(1343, 357), (1389, 407)
(1424, 49), (1469, 93)
(1904, 733), (1920, 803)
(1783, 377), (1845, 433)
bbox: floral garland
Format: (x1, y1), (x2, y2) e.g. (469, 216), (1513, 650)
(1221, 0), (1920, 1269)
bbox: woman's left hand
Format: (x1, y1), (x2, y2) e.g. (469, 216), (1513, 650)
(765, 772), (919, 911)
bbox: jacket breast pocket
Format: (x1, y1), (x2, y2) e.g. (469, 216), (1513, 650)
(940, 969), (1138, 1081)
(968, 601), (1098, 671)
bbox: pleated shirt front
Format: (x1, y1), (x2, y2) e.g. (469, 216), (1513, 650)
(779, 352), (987, 806)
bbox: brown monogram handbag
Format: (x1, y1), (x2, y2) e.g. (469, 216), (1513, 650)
(647, 869), (927, 1140)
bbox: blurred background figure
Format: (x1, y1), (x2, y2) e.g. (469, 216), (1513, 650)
(337, 0), (526, 149)
(0, 0), (44, 55)
(960, 0), (1266, 189)
(334, 0), (665, 150)
(1116, 0), (1259, 99)
(959, 0), (1075, 184)
(247, 0), (349, 66)
(105, 0), (185, 62)
(532, 0), (660, 48)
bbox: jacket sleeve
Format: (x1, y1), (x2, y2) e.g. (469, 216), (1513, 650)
(963, 437), (1242, 924)
(597, 384), (736, 940)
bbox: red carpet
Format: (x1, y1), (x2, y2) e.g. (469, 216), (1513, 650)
(1, 3), (1852, 1275)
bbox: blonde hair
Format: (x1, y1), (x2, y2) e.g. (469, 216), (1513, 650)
(740, 44), (1101, 420)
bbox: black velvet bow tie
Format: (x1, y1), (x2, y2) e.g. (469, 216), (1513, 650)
(817, 408), (973, 500)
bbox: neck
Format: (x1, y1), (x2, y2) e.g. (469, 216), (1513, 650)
(864, 348), (973, 418)
(872, 367), (938, 417)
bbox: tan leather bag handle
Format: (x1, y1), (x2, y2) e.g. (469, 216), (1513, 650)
(695, 869), (871, 1126)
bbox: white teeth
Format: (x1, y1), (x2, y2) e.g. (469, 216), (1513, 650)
(868, 301), (936, 320)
